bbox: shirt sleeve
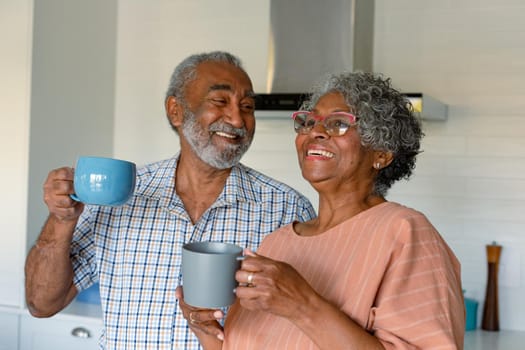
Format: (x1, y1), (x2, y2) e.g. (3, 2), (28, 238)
(70, 206), (99, 292)
(368, 215), (465, 349)
(295, 194), (317, 222)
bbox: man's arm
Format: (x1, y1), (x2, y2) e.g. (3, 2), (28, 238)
(25, 167), (85, 317)
(25, 215), (78, 317)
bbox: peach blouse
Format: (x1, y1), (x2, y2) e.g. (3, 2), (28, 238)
(223, 202), (465, 349)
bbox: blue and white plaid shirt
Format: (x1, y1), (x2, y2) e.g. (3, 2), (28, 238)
(70, 155), (316, 349)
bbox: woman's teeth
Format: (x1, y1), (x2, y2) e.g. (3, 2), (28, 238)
(307, 149), (334, 158)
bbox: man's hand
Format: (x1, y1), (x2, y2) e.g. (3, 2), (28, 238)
(176, 286), (225, 342)
(43, 167), (84, 222)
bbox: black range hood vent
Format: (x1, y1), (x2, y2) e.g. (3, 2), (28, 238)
(255, 93), (448, 121)
(255, 93), (308, 111)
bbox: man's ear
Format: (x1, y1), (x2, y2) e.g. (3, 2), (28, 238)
(165, 96), (184, 128)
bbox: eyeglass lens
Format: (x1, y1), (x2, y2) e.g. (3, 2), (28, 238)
(293, 113), (354, 136)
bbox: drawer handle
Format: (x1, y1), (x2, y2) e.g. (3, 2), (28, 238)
(71, 327), (91, 338)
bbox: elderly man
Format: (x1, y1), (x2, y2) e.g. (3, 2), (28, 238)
(25, 51), (316, 349)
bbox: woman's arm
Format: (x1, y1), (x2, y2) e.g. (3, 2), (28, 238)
(291, 290), (385, 349)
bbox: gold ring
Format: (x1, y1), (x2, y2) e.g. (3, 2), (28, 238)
(247, 273), (254, 285)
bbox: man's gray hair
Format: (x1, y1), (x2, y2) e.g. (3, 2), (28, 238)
(165, 51), (245, 104)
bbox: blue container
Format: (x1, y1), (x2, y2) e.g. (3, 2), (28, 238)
(76, 282), (101, 305)
(464, 296), (478, 331)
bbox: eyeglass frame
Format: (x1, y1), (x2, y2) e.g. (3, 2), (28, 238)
(291, 110), (358, 136)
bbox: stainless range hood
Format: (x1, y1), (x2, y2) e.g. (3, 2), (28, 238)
(256, 0), (447, 121)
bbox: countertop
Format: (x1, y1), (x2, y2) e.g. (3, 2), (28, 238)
(10, 302), (523, 349)
(464, 329), (525, 349)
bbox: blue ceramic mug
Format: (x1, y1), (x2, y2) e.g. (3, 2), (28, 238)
(71, 156), (136, 206)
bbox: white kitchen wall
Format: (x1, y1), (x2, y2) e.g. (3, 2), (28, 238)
(26, 0), (118, 250)
(0, 0), (32, 308)
(113, 0), (271, 165)
(374, 0), (525, 330)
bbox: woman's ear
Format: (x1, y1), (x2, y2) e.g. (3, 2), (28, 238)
(165, 96), (183, 128)
(373, 151), (394, 170)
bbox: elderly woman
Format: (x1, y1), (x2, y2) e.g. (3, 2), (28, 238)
(178, 71), (465, 349)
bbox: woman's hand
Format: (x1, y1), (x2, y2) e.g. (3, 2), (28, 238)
(175, 286), (225, 345)
(234, 250), (320, 322)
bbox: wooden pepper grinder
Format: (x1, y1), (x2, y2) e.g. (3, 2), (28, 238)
(481, 241), (502, 331)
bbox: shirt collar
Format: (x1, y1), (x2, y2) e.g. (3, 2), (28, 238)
(219, 162), (258, 204)
(135, 154), (259, 206)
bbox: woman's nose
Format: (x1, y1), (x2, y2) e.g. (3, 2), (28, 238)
(309, 120), (330, 137)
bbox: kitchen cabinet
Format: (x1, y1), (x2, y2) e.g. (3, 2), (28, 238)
(19, 312), (102, 350)
(0, 311), (19, 350)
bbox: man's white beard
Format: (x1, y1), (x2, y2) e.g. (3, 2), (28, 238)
(180, 109), (252, 169)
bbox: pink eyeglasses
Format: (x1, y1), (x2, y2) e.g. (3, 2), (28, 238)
(291, 111), (358, 136)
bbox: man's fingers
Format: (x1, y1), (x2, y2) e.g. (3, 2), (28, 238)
(175, 286), (184, 299)
(187, 311), (225, 341)
(188, 309), (223, 324)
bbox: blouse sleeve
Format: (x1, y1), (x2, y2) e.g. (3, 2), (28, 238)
(368, 215), (465, 349)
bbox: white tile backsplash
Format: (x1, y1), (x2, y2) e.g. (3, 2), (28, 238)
(375, 0), (525, 330)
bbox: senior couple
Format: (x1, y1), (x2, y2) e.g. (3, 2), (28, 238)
(25, 51), (465, 349)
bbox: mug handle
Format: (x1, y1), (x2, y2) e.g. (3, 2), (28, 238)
(70, 194), (81, 202)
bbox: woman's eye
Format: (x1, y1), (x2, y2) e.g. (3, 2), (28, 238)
(305, 119), (316, 128)
(327, 119), (349, 129)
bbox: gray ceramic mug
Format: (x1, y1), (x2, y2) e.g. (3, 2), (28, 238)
(182, 241), (243, 308)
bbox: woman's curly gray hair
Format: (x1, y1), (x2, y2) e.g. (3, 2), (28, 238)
(301, 71), (424, 197)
